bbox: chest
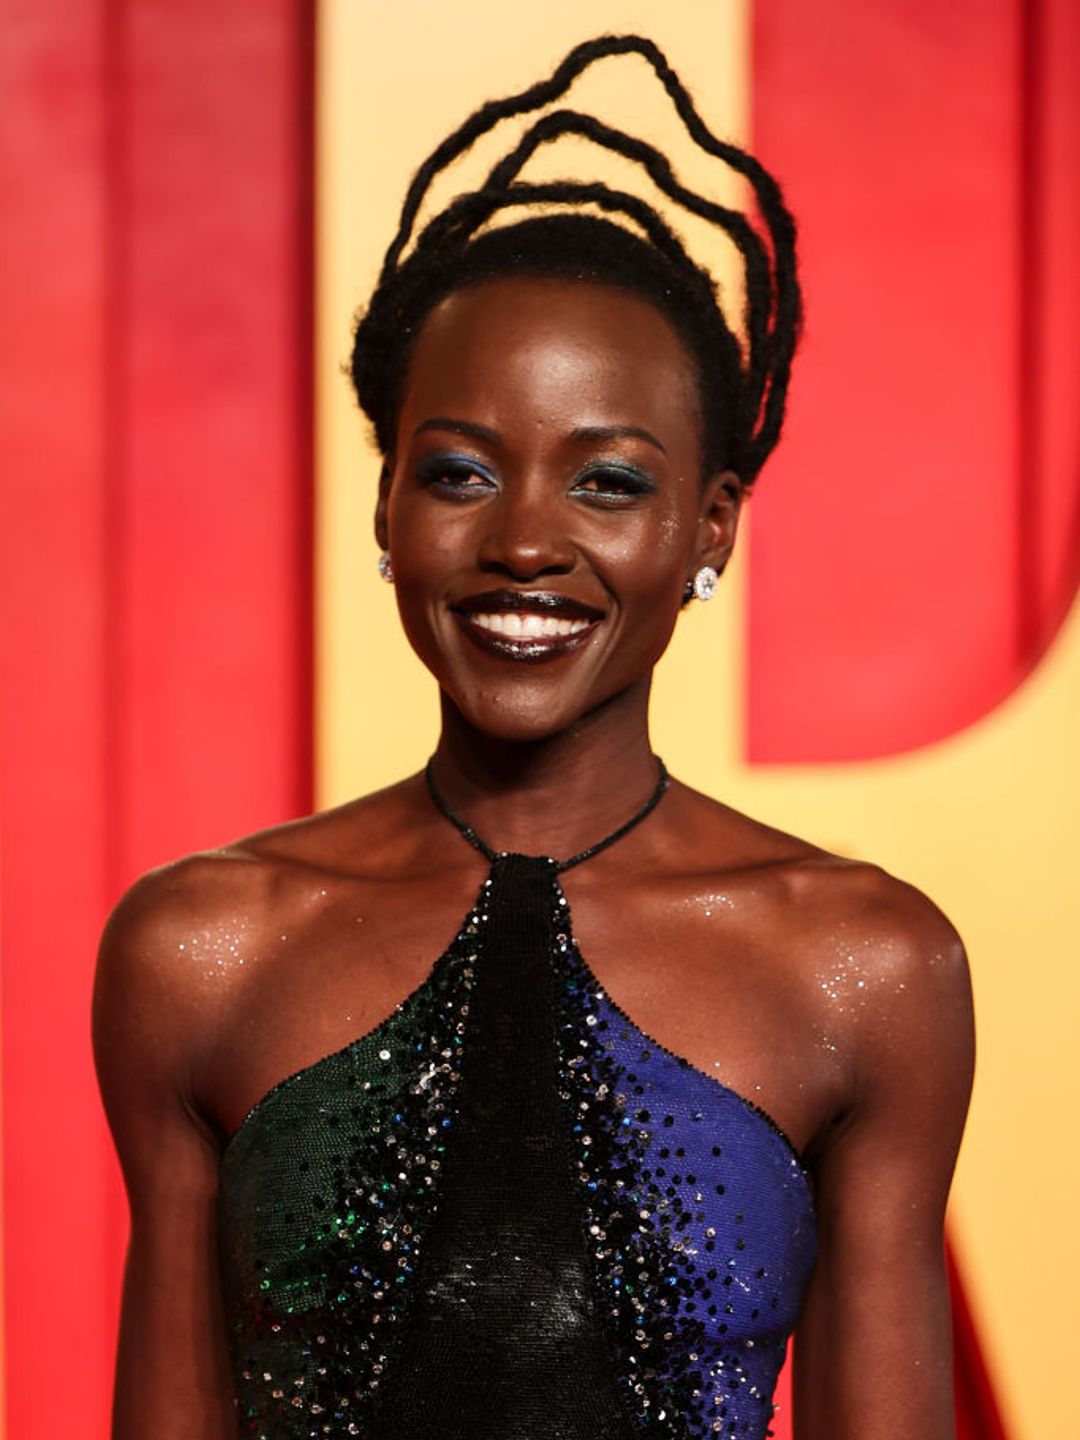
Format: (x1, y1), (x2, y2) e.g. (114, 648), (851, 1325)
(199, 862), (849, 1165)
(216, 857), (820, 1440)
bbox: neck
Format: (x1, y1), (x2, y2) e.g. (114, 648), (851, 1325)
(430, 681), (663, 860)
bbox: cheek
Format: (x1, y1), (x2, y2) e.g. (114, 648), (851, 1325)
(594, 515), (693, 652)
(614, 492), (699, 585)
(384, 476), (450, 568)
(656, 508), (692, 560)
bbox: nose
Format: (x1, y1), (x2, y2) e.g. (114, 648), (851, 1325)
(475, 479), (576, 581)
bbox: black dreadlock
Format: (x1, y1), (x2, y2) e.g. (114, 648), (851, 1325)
(349, 34), (801, 487)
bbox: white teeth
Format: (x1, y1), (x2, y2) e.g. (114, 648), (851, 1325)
(469, 611), (592, 639)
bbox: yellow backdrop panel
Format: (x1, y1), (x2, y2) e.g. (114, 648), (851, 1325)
(316, 7), (1077, 1438)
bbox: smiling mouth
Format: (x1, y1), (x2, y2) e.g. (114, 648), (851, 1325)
(451, 590), (603, 663)
(472, 612), (591, 638)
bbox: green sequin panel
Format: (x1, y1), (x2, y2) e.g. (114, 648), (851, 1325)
(217, 923), (479, 1437)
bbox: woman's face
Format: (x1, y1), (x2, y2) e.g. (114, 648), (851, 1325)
(377, 275), (740, 743)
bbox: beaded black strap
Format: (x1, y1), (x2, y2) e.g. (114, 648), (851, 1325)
(424, 757), (669, 873)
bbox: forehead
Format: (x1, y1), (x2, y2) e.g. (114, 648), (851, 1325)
(398, 276), (702, 447)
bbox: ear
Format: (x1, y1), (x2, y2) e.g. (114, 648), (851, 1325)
(695, 468), (744, 576)
(374, 459), (393, 550)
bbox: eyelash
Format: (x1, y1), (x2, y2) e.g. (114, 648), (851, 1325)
(573, 464), (657, 501)
(415, 456), (657, 503)
(416, 456), (495, 495)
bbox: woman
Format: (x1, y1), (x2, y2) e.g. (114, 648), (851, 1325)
(93, 35), (974, 1440)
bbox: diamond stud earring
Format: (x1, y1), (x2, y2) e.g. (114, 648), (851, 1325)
(377, 550), (394, 583)
(692, 565), (719, 602)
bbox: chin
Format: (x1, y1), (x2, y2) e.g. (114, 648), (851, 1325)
(450, 692), (582, 745)
(442, 665), (644, 746)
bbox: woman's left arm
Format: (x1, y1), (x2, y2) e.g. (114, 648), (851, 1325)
(793, 876), (976, 1439)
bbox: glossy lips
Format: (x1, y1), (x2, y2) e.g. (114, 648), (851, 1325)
(451, 589), (604, 663)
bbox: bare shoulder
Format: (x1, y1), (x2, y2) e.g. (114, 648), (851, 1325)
(678, 780), (970, 988)
(95, 826), (296, 994)
(726, 809), (976, 1146)
(762, 841), (977, 1209)
(785, 849), (973, 1027)
(668, 783), (974, 1120)
(92, 778), (422, 1129)
(764, 818), (971, 1040)
(786, 842), (969, 976)
(96, 772), (420, 982)
(92, 846), (281, 1132)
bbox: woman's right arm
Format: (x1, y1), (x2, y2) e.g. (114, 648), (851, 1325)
(92, 863), (239, 1440)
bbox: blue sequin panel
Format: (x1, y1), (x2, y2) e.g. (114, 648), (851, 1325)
(552, 912), (818, 1439)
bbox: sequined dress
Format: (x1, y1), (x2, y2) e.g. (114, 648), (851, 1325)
(217, 763), (819, 1439)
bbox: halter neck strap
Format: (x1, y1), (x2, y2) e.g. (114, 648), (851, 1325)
(424, 757), (669, 874)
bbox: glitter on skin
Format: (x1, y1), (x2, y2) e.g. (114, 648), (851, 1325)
(177, 919), (257, 978)
(812, 933), (902, 1012)
(693, 891), (735, 922)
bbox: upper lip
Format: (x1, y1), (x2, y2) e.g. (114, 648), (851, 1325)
(451, 589), (605, 622)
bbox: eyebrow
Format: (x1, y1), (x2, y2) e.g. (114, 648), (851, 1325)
(414, 417), (503, 447)
(570, 424), (667, 457)
(413, 417), (668, 458)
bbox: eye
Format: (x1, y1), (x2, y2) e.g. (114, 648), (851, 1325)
(571, 462), (658, 503)
(416, 454), (497, 498)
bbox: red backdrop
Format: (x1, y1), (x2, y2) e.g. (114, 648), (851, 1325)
(1, 2), (313, 1433)
(750, 0), (1080, 762)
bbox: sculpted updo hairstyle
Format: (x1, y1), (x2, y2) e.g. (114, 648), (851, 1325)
(349, 34), (802, 488)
